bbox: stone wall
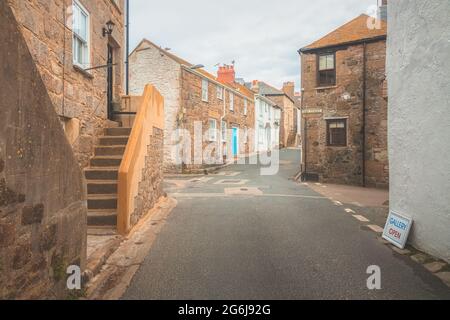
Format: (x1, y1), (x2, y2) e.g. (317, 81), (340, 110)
(130, 127), (164, 227)
(301, 40), (388, 188)
(266, 95), (297, 148)
(0, 2), (86, 299)
(7, 0), (125, 169)
(180, 68), (255, 171)
(388, 0), (450, 263)
(129, 41), (182, 172)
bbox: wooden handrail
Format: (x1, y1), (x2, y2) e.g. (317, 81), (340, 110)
(117, 85), (164, 235)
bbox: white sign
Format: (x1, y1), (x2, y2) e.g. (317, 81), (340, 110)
(382, 211), (413, 249)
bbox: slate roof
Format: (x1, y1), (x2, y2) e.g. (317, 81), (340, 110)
(300, 14), (387, 52)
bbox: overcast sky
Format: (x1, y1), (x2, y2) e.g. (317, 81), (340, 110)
(130, 0), (379, 91)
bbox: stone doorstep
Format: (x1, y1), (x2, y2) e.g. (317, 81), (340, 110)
(83, 234), (123, 284)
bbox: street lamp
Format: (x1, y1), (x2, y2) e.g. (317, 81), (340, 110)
(103, 20), (115, 37)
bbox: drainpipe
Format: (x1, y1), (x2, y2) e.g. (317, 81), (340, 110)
(301, 87), (307, 181)
(362, 43), (367, 187)
(125, 0), (130, 95)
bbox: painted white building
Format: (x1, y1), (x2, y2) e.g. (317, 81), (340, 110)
(254, 95), (281, 152)
(388, 0), (450, 263)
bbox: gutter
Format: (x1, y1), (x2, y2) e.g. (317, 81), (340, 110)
(298, 35), (387, 54)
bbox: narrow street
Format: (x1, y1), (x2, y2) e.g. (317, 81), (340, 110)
(123, 150), (450, 300)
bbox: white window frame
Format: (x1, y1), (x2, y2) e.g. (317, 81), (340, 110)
(216, 85), (223, 100)
(229, 92), (234, 111)
(72, 0), (90, 69)
(221, 120), (227, 142)
(202, 79), (209, 102)
(209, 118), (217, 142)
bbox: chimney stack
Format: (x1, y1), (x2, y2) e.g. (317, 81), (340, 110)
(282, 82), (295, 98)
(217, 64), (236, 84)
(251, 80), (260, 93)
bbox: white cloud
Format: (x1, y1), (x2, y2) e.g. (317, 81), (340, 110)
(130, 0), (377, 91)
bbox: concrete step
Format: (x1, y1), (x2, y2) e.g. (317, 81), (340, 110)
(87, 227), (118, 236)
(87, 181), (118, 195)
(105, 127), (132, 136)
(90, 156), (122, 168)
(95, 146), (126, 156)
(87, 195), (117, 210)
(85, 169), (118, 181)
(87, 209), (118, 226)
(99, 136), (129, 146)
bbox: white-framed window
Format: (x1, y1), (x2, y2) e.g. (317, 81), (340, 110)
(202, 79), (209, 102)
(209, 119), (217, 141)
(72, 0), (90, 68)
(229, 92), (234, 111)
(244, 99), (248, 116)
(216, 85), (223, 100)
(221, 120), (227, 142)
(244, 126), (248, 144)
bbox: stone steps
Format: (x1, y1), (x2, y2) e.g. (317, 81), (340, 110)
(84, 127), (131, 229)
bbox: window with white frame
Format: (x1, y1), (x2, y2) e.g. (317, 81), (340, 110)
(216, 85), (223, 100)
(229, 92), (234, 111)
(244, 99), (248, 116)
(209, 119), (217, 141)
(202, 79), (209, 102)
(244, 126), (248, 144)
(221, 120), (227, 141)
(72, 0), (90, 68)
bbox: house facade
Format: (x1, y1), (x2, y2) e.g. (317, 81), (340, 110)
(130, 40), (255, 172)
(7, 0), (125, 168)
(299, 14), (389, 188)
(254, 94), (281, 152)
(249, 81), (298, 148)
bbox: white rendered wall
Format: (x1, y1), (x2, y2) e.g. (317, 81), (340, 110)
(388, 0), (450, 262)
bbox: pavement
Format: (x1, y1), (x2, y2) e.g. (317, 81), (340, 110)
(122, 149), (450, 300)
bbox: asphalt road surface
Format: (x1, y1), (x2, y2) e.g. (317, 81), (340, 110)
(123, 149), (450, 300)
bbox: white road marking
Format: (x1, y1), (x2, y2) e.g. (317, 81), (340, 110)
(368, 225), (384, 234)
(214, 179), (249, 185)
(345, 208), (356, 214)
(333, 201), (343, 206)
(353, 215), (370, 223)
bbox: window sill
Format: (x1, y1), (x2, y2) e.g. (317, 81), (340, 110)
(326, 145), (348, 148)
(316, 85), (337, 90)
(73, 65), (94, 79)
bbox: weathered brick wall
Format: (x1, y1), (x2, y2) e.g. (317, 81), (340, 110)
(301, 40), (388, 188)
(7, 0), (125, 169)
(130, 127), (164, 227)
(129, 43), (182, 172)
(180, 69), (255, 171)
(0, 2), (86, 299)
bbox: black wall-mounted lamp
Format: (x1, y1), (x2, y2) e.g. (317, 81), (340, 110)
(103, 20), (115, 37)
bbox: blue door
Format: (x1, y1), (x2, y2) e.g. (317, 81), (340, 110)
(232, 127), (239, 157)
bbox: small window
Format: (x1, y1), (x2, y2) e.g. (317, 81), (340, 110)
(221, 120), (227, 141)
(202, 79), (209, 102)
(318, 53), (336, 87)
(326, 119), (347, 146)
(73, 0), (90, 68)
(244, 99), (248, 116)
(217, 86), (223, 100)
(229, 92), (234, 111)
(209, 119), (217, 141)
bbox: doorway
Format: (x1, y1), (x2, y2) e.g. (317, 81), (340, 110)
(232, 127), (239, 157)
(107, 44), (114, 120)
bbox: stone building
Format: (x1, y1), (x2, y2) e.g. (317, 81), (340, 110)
(388, 0), (450, 263)
(248, 81), (298, 148)
(6, 0), (125, 169)
(130, 39), (255, 172)
(1, 2), (86, 299)
(298, 13), (389, 188)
